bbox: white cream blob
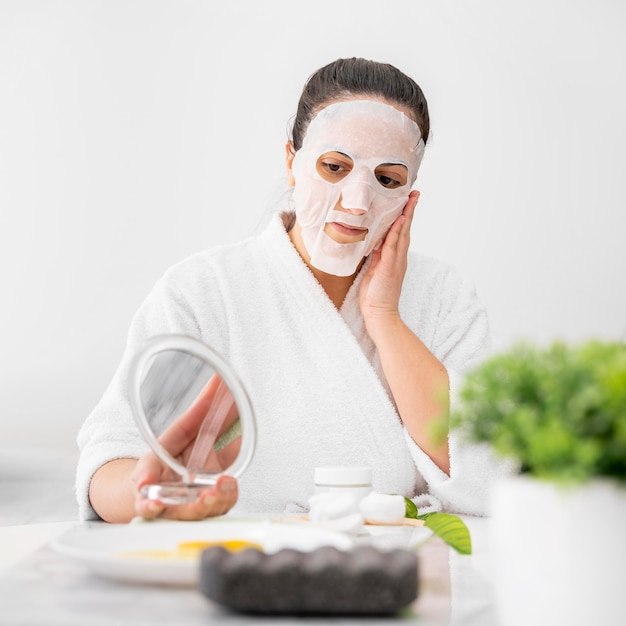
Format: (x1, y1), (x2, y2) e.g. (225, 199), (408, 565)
(291, 100), (425, 276)
(359, 492), (406, 524)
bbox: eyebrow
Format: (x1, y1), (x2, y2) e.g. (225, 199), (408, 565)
(325, 151), (408, 170)
(378, 162), (408, 169)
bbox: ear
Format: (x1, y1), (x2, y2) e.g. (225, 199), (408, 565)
(285, 142), (296, 186)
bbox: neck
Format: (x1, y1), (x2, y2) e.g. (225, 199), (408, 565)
(288, 220), (360, 309)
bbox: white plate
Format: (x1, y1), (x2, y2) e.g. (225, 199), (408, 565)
(51, 518), (354, 586)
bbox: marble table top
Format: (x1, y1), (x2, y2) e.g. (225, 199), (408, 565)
(0, 446), (499, 625)
(0, 515), (499, 626)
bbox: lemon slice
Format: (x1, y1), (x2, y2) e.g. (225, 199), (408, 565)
(119, 539), (263, 560)
(177, 540), (262, 554)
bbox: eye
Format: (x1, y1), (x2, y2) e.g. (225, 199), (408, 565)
(322, 162), (346, 174)
(375, 164), (408, 189)
(316, 152), (353, 183)
(377, 174), (401, 188)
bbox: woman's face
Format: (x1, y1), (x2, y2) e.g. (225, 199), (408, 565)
(316, 149), (409, 244)
(287, 98), (424, 276)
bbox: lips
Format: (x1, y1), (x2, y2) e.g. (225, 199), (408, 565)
(330, 222), (368, 237)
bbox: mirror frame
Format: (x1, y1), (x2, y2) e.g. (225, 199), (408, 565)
(128, 334), (256, 486)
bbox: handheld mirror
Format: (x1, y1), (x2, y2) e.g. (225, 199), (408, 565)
(128, 334), (256, 504)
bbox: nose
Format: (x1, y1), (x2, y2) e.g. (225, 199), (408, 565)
(339, 182), (374, 214)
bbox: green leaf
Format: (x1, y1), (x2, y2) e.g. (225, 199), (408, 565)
(418, 512), (472, 555)
(403, 496), (418, 519)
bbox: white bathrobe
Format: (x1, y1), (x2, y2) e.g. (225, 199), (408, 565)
(76, 211), (512, 520)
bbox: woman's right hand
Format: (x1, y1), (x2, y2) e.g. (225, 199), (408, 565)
(131, 455), (238, 521)
(131, 373), (240, 520)
(90, 374), (241, 523)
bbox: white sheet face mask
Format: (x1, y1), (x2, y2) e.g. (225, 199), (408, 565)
(291, 100), (425, 276)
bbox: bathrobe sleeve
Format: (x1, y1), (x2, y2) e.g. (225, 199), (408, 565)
(75, 256), (228, 521)
(400, 256), (517, 516)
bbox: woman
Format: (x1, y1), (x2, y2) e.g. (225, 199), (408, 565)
(78, 57), (510, 523)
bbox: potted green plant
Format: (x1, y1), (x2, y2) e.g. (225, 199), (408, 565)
(449, 339), (626, 626)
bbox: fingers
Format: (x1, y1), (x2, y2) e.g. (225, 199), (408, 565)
(380, 190), (420, 259)
(135, 495), (167, 520)
(132, 451), (172, 493)
(395, 190), (420, 239)
(405, 189), (420, 215)
(130, 452), (172, 520)
(158, 374), (225, 456)
(135, 475), (239, 521)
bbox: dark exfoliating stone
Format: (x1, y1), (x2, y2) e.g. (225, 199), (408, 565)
(199, 544), (419, 616)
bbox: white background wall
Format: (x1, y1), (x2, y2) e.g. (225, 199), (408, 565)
(1, 0), (625, 449)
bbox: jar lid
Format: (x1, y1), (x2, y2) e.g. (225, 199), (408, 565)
(314, 466), (372, 486)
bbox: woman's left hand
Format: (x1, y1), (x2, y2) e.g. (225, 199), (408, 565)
(359, 190), (420, 327)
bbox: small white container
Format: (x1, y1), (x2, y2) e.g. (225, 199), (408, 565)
(314, 466), (373, 503)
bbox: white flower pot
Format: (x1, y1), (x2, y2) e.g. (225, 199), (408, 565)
(490, 475), (626, 626)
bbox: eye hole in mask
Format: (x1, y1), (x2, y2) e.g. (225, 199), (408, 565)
(315, 151), (409, 190)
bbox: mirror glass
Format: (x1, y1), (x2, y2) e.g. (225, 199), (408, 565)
(128, 334), (256, 504)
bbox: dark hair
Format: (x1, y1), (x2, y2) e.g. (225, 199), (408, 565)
(290, 57), (430, 152)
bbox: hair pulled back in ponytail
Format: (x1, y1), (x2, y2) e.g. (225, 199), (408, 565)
(289, 57), (430, 152)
